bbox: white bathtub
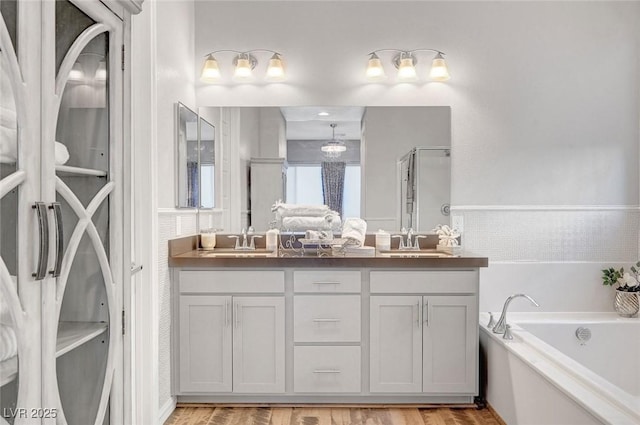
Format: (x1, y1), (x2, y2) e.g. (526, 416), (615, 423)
(479, 312), (640, 425)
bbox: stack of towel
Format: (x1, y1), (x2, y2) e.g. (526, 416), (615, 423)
(1, 60), (69, 165)
(0, 276), (17, 362)
(271, 201), (342, 232)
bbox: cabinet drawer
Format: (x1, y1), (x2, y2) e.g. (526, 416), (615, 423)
(294, 295), (361, 342)
(179, 270), (284, 293)
(294, 346), (361, 393)
(370, 271), (477, 294)
(294, 270), (361, 293)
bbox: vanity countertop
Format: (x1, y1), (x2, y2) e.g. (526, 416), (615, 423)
(168, 235), (488, 268)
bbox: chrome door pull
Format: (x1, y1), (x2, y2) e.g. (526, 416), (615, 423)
(234, 302), (239, 328)
(49, 202), (63, 277)
(32, 202), (49, 280)
(312, 318), (341, 323)
(313, 369), (341, 374)
(424, 300), (429, 326)
(416, 301), (420, 326)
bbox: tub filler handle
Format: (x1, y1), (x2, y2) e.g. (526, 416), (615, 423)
(493, 293), (539, 334)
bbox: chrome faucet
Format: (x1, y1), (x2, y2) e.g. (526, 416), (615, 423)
(492, 293), (539, 334)
(228, 227), (262, 250)
(392, 228), (425, 250)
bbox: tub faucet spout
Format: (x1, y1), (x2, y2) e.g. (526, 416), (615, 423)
(493, 293), (539, 334)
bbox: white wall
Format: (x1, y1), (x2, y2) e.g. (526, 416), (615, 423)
(192, 0), (640, 312)
(153, 0), (197, 417)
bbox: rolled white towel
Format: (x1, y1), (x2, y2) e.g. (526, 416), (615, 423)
(0, 126), (18, 163)
(0, 276), (17, 326)
(271, 201), (330, 218)
(55, 141), (70, 165)
(0, 138), (69, 165)
(0, 324), (17, 362)
(281, 215), (342, 232)
(0, 106), (17, 129)
(341, 218), (367, 247)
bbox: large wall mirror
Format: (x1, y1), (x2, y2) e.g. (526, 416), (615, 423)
(197, 105), (450, 232)
(176, 102), (215, 209)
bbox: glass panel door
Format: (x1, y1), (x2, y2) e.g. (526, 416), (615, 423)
(48, 1), (122, 423)
(0, 6), (32, 424)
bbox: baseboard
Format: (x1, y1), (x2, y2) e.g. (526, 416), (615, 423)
(158, 396), (177, 425)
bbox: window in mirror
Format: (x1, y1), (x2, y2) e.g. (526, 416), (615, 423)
(199, 117), (215, 208)
(286, 138), (361, 218)
(286, 165), (360, 218)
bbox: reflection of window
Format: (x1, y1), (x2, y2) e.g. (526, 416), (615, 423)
(286, 165), (360, 218)
(200, 164), (215, 208)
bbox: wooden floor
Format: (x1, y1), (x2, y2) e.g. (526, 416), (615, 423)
(165, 405), (505, 425)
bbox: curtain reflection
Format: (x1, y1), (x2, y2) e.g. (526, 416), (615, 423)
(321, 161), (346, 217)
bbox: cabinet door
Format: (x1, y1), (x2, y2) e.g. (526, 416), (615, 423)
(233, 297), (285, 393)
(370, 296), (422, 393)
(179, 296), (232, 393)
(43, 1), (127, 424)
(423, 295), (477, 394)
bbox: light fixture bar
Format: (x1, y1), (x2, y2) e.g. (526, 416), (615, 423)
(365, 48), (450, 82)
(200, 49), (285, 83)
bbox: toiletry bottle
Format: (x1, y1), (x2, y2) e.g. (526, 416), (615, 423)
(375, 229), (390, 251)
(200, 228), (217, 249)
(266, 224), (279, 252)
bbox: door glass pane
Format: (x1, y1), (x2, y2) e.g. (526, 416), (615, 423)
(0, 23), (20, 425)
(0, 1), (17, 53)
(55, 0), (94, 73)
(54, 28), (111, 425)
(56, 32), (109, 175)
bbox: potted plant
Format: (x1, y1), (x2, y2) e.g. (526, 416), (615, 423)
(602, 262), (640, 317)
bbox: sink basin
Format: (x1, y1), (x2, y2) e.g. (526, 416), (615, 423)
(377, 250), (455, 258)
(199, 248), (276, 258)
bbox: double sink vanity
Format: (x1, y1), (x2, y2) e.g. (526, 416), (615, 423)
(169, 234), (488, 404)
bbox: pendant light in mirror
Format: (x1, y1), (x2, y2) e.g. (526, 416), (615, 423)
(321, 123), (347, 159)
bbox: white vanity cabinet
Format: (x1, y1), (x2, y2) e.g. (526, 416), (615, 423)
(292, 270), (362, 393)
(170, 262), (484, 403)
(369, 271), (478, 395)
(177, 271), (285, 394)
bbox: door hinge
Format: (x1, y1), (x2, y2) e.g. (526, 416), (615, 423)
(122, 310), (126, 335)
(121, 45), (125, 71)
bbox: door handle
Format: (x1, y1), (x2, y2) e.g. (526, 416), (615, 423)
(130, 263), (143, 275)
(424, 300), (429, 326)
(32, 202), (49, 280)
(234, 302), (239, 328)
(49, 202), (63, 277)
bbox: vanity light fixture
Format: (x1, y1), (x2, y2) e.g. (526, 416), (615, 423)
(321, 123), (347, 158)
(366, 48), (450, 82)
(200, 49), (285, 83)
